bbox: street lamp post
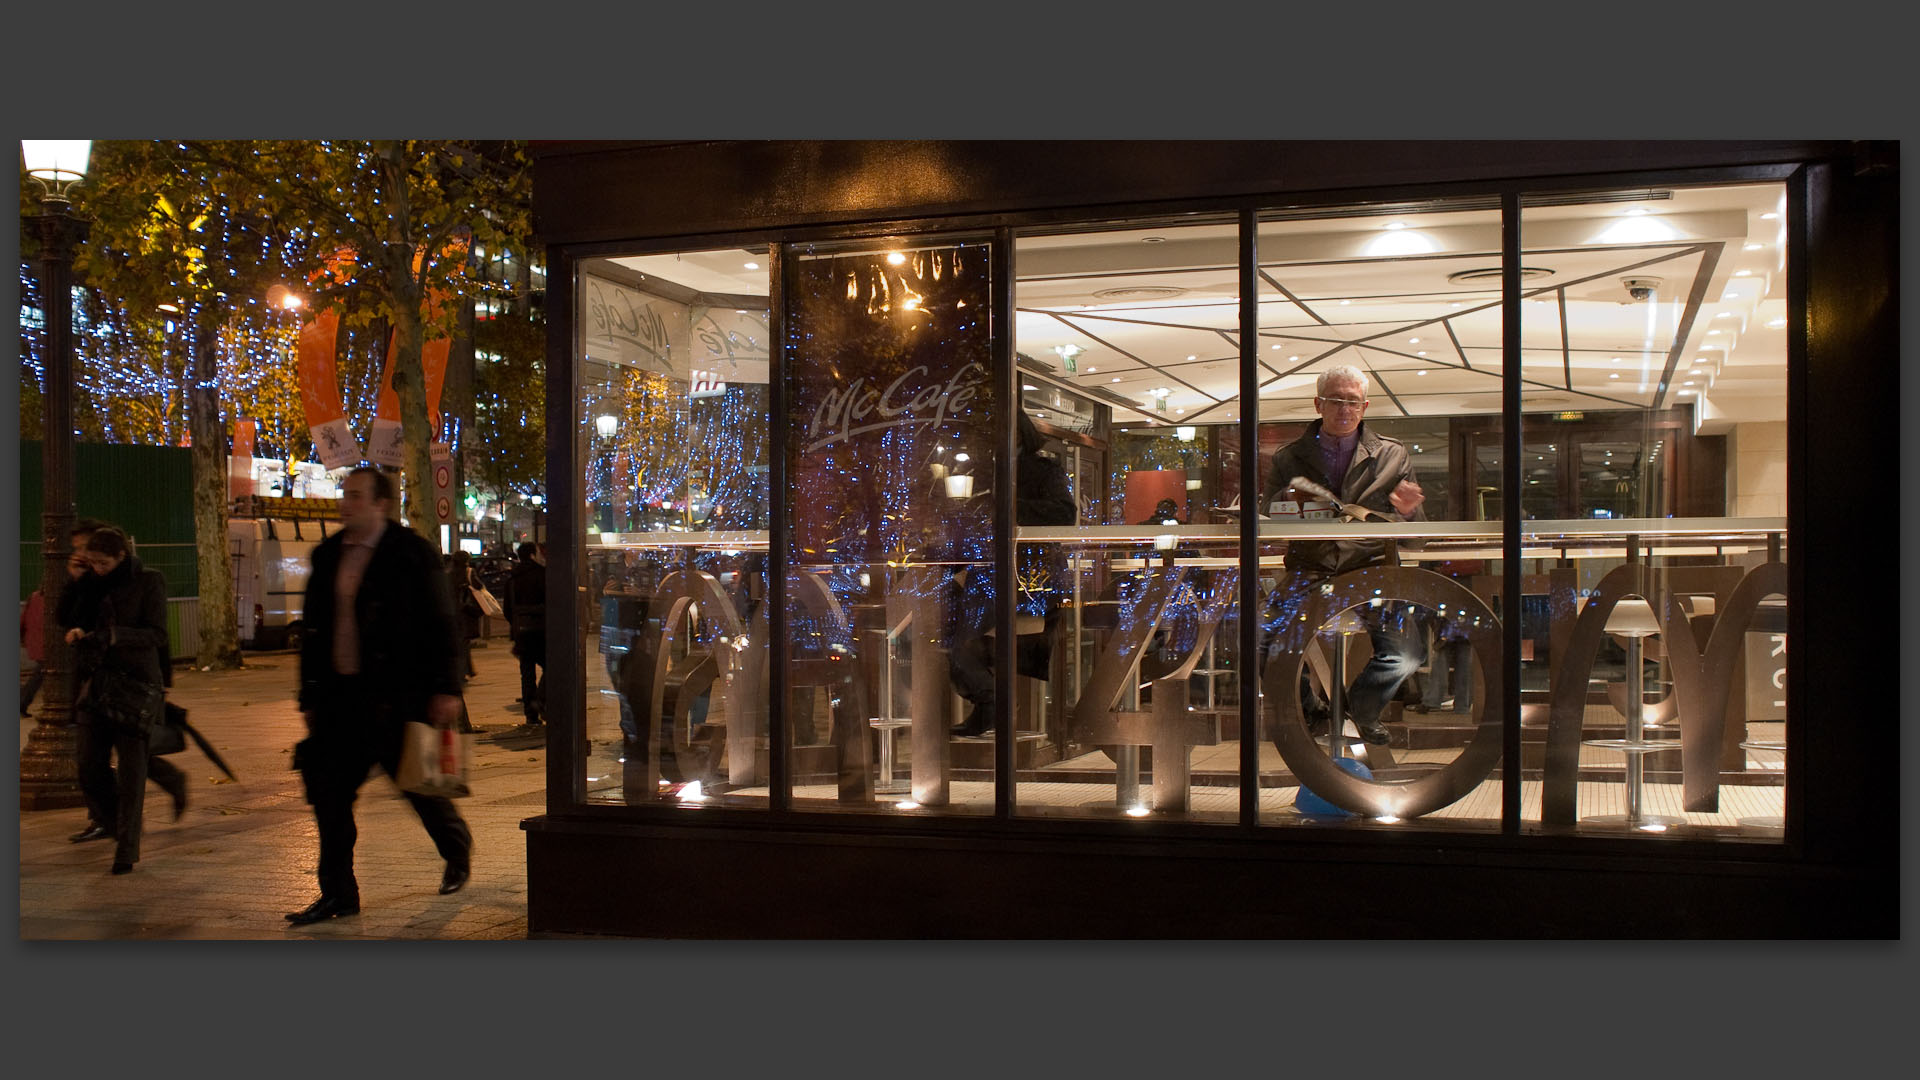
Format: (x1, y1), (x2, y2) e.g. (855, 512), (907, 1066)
(20, 140), (92, 810)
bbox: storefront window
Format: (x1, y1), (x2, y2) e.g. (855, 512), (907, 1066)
(782, 235), (996, 815)
(1254, 198), (1507, 830)
(1012, 216), (1243, 822)
(562, 178), (1792, 843)
(575, 249), (770, 807)
(1518, 181), (1789, 839)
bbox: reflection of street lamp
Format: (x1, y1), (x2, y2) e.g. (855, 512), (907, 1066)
(595, 413), (619, 439)
(21, 140), (91, 810)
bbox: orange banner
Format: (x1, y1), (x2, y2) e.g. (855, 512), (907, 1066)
(296, 309), (347, 428)
(229, 419), (256, 500)
(341, 236), (471, 467)
(298, 309), (361, 469)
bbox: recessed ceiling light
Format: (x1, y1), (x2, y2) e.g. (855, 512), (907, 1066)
(1384, 221), (1406, 230)
(1716, 312), (1733, 318)
(886, 252), (906, 265)
(1611, 357), (1622, 363)
(1289, 356), (1299, 362)
(1271, 344), (1282, 350)
(1683, 381), (1694, 386)
(1408, 337), (1420, 344)
(1679, 389), (1695, 395)
(1111, 377), (1121, 383)
(1744, 243), (1764, 251)
(1626, 206), (1649, 215)
(1340, 299), (1350, 305)
(1086, 365), (1097, 372)
(1022, 384), (1037, 391)
(1708, 330), (1722, 335)
(1416, 370), (1427, 376)
(1610, 373), (1620, 379)
(1760, 212), (1779, 220)
(1186, 355), (1196, 361)
(1767, 318), (1786, 329)
(1734, 270), (1753, 277)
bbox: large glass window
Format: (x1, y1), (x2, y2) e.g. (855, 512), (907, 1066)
(1518, 182), (1788, 839)
(1012, 216), (1243, 822)
(1253, 198), (1507, 831)
(782, 235), (996, 815)
(575, 249), (770, 807)
(564, 177), (1791, 844)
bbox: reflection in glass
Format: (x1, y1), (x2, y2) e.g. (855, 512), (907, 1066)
(575, 250), (770, 807)
(1253, 198), (1506, 830)
(1013, 218), (1243, 822)
(784, 238), (995, 813)
(1519, 181), (1790, 840)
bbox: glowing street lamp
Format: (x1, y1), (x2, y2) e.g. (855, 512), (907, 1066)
(20, 139), (92, 809)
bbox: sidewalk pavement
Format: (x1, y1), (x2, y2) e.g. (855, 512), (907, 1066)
(18, 633), (549, 940)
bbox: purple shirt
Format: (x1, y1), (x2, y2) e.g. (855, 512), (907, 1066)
(1318, 428), (1359, 489)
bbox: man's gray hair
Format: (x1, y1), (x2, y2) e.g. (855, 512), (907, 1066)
(1317, 365), (1370, 398)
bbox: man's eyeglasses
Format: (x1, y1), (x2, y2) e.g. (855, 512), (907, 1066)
(1319, 396), (1368, 410)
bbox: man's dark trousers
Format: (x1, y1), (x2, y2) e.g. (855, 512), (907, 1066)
(300, 675), (470, 904)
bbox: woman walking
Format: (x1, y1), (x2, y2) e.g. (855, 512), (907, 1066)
(57, 525), (183, 875)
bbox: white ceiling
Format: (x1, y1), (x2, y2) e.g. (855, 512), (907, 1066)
(603, 179), (1787, 434)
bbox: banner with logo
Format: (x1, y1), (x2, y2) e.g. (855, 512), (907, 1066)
(369, 240), (468, 467)
(296, 309), (361, 469)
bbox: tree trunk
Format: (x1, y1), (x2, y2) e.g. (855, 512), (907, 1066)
(188, 307), (243, 669)
(389, 299), (438, 547)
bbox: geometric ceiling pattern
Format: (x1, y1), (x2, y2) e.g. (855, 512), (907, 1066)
(605, 180), (1786, 436)
(1012, 180), (1786, 433)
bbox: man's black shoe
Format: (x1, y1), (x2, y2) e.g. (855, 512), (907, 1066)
(69, 823), (112, 843)
(110, 861), (134, 875)
(285, 896), (360, 925)
(1356, 720), (1392, 746)
(439, 863), (470, 895)
(950, 703), (992, 738)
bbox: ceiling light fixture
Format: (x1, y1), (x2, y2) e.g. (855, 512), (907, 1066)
(744, 261), (760, 270)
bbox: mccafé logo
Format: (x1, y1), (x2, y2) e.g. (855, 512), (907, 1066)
(804, 362), (984, 453)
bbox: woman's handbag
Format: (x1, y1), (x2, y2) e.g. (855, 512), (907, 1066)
(82, 667), (166, 739)
(147, 701), (188, 756)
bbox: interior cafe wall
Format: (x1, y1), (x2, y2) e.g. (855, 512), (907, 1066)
(524, 139), (1897, 939)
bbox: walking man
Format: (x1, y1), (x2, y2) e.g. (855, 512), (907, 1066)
(286, 466), (472, 925)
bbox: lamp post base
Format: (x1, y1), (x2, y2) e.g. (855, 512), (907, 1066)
(20, 720), (85, 811)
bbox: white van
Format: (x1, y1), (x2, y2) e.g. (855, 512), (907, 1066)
(229, 517), (335, 650)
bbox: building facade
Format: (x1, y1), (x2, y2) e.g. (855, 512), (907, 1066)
(521, 140), (1896, 937)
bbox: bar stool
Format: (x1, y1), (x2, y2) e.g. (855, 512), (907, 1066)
(869, 716), (912, 795)
(1320, 608), (1387, 767)
(1736, 738), (1786, 830)
(1582, 597), (1684, 829)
